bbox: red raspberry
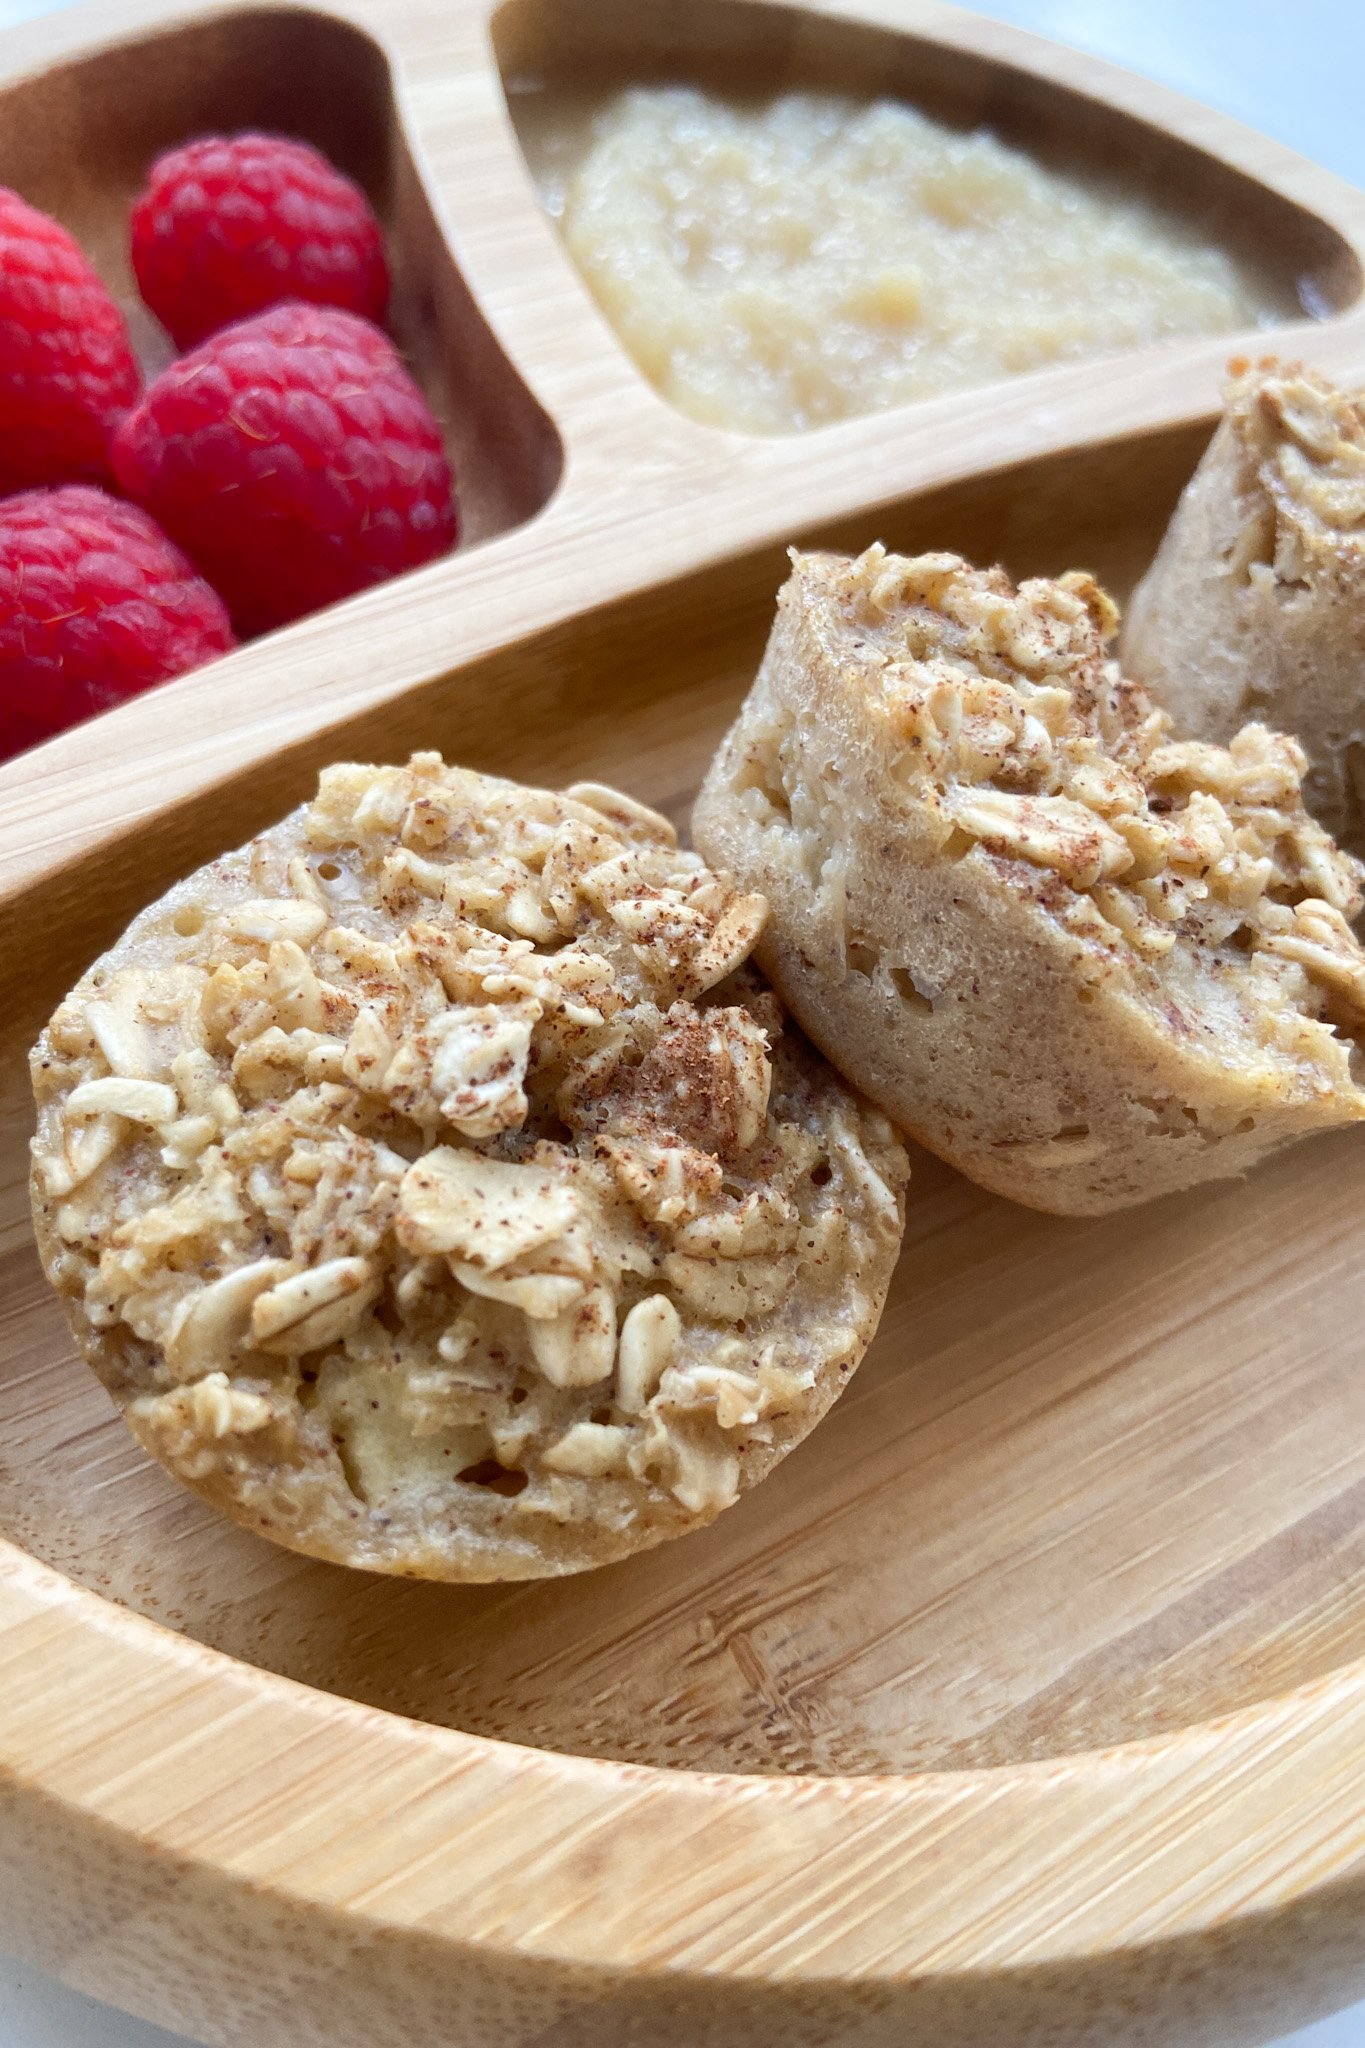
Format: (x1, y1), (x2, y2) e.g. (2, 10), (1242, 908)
(131, 133), (390, 348)
(111, 301), (458, 634)
(0, 485), (235, 760)
(0, 188), (141, 492)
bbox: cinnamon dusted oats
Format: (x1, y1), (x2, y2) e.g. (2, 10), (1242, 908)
(30, 755), (907, 1579)
(693, 547), (1365, 1215)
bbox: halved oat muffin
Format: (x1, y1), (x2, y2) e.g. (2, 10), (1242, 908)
(30, 755), (907, 1581)
(1125, 362), (1365, 851)
(694, 546), (1365, 1215)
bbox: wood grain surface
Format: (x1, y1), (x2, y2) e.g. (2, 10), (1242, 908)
(5, 1), (1365, 2044)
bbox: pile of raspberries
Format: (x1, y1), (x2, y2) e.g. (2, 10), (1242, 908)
(0, 133), (459, 761)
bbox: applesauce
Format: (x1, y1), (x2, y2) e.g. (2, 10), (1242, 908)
(522, 86), (1282, 435)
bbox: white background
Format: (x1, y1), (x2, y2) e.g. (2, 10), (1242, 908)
(3, 0), (1365, 2041)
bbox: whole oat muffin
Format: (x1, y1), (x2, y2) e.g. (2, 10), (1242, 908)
(30, 755), (908, 1580)
(694, 546), (1365, 1215)
(1125, 362), (1365, 852)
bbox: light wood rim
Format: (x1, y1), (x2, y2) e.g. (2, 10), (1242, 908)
(8, 1535), (1365, 1978)
(5, 0), (1365, 1990)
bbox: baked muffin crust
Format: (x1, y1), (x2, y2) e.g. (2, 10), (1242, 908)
(1125, 361), (1365, 851)
(694, 547), (1365, 1214)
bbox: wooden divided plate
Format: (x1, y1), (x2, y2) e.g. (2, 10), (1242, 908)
(4, 2), (1365, 2043)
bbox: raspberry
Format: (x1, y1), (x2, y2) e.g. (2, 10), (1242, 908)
(131, 133), (390, 348)
(111, 301), (458, 634)
(0, 188), (141, 491)
(0, 485), (235, 760)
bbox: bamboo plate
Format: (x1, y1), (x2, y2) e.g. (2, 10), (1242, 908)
(4, 1), (1365, 2043)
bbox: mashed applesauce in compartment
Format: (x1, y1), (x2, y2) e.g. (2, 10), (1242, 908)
(515, 84), (1287, 435)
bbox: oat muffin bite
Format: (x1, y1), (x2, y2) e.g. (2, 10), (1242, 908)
(694, 546), (1365, 1215)
(1125, 363), (1365, 851)
(30, 756), (908, 1580)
